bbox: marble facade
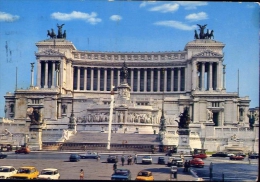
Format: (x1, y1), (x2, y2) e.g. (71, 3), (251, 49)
(1, 37), (258, 152)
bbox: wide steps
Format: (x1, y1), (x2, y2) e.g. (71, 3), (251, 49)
(65, 131), (159, 145)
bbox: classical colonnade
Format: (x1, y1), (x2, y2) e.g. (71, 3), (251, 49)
(36, 60), (225, 92)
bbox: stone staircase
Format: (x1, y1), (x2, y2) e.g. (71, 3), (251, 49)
(64, 131), (159, 145)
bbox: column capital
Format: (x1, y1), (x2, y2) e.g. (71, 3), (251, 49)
(209, 62), (213, 65)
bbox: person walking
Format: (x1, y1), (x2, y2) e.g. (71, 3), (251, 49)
(134, 154), (137, 164)
(79, 169), (84, 180)
(113, 162), (117, 172)
(184, 160), (188, 172)
(121, 155), (125, 166)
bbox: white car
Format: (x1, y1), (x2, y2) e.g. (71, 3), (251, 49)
(37, 168), (60, 180)
(227, 153), (235, 157)
(142, 155), (153, 164)
(0, 166), (17, 179)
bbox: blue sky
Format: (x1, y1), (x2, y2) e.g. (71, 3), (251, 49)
(0, 1), (259, 117)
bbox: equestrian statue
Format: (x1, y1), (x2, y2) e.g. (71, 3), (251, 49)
(47, 24), (66, 39)
(194, 24), (214, 40)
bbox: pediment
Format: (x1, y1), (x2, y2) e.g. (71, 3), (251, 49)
(193, 50), (222, 58)
(36, 49), (64, 56)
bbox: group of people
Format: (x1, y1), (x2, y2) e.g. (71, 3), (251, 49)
(184, 160), (191, 172)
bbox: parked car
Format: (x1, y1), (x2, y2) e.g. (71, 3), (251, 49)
(135, 170), (154, 181)
(69, 154), (80, 162)
(38, 168), (60, 180)
(230, 155), (244, 160)
(0, 166), (17, 179)
(79, 151), (99, 159)
(167, 157), (175, 167)
(171, 158), (184, 167)
(10, 166), (39, 179)
(0, 152), (7, 159)
(107, 155), (118, 163)
(165, 148), (177, 156)
(190, 158), (205, 168)
(192, 153), (207, 159)
(15, 147), (30, 154)
(157, 157), (165, 164)
(211, 152), (228, 157)
(111, 169), (131, 180)
(142, 155), (152, 164)
(236, 152), (246, 157)
(249, 153), (259, 159)
(227, 153), (235, 157)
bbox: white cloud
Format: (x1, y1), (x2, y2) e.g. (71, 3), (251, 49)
(177, 1), (208, 10)
(140, 1), (157, 8)
(0, 12), (19, 22)
(110, 15), (122, 21)
(154, 20), (196, 31)
(51, 11), (102, 25)
(149, 3), (179, 13)
(185, 12), (208, 21)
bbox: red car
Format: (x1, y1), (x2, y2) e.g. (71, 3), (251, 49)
(192, 153), (207, 159)
(15, 147), (30, 154)
(190, 158), (205, 168)
(230, 155), (244, 160)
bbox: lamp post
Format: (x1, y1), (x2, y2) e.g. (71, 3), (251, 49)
(30, 63), (35, 87)
(107, 86), (115, 150)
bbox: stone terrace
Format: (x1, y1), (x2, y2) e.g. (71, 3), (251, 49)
(65, 131), (160, 144)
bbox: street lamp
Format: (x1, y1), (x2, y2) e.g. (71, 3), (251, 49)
(107, 85), (115, 150)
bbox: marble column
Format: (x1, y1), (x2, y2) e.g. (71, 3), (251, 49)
(201, 62), (205, 91)
(151, 68), (154, 92)
(137, 68), (140, 92)
(91, 67), (94, 91)
(192, 61), (197, 90)
(111, 68), (114, 88)
(171, 68), (174, 92)
(164, 69), (167, 92)
(37, 60), (41, 88)
(97, 68), (100, 91)
(51, 62), (55, 88)
(117, 69), (120, 86)
(77, 67), (80, 90)
(157, 69), (160, 92)
(209, 62), (213, 91)
(178, 68), (181, 91)
(84, 68), (87, 90)
(44, 61), (48, 88)
(104, 68), (107, 91)
(144, 68), (147, 92)
(131, 68), (134, 90)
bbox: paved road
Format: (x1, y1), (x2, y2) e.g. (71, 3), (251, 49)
(0, 151), (196, 181)
(191, 156), (259, 181)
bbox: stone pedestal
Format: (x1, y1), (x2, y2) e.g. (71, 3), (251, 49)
(28, 124), (43, 150)
(177, 129), (191, 154)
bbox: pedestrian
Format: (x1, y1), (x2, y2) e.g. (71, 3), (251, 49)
(134, 154), (137, 164)
(79, 169), (84, 180)
(130, 155), (133, 165)
(188, 160), (191, 172)
(127, 156), (131, 165)
(184, 160), (188, 172)
(113, 162), (117, 172)
(121, 155), (125, 166)
(248, 156), (251, 164)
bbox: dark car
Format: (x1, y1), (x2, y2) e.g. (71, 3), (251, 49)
(111, 169), (131, 180)
(249, 153), (259, 159)
(79, 151), (99, 159)
(157, 157), (165, 164)
(107, 155), (118, 163)
(0, 152), (7, 159)
(15, 147), (30, 154)
(165, 148), (177, 156)
(211, 152), (228, 157)
(69, 154), (80, 162)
